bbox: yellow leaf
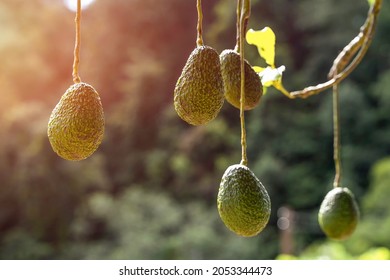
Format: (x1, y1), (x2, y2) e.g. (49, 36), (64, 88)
(251, 66), (269, 94)
(252, 66), (265, 73)
(246, 27), (276, 68)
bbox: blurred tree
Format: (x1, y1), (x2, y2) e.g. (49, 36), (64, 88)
(63, 187), (271, 260)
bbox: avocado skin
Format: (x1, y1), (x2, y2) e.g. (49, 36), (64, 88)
(318, 187), (359, 240)
(217, 164), (271, 237)
(220, 49), (263, 111)
(48, 82), (105, 161)
(174, 46), (224, 126)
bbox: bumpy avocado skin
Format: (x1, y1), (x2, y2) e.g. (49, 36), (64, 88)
(220, 49), (263, 110)
(217, 164), (271, 237)
(174, 46), (224, 126)
(48, 82), (105, 161)
(318, 187), (359, 240)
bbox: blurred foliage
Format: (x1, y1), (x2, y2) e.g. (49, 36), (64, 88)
(63, 187), (274, 260)
(277, 242), (390, 260)
(0, 0), (389, 260)
(342, 157), (390, 255)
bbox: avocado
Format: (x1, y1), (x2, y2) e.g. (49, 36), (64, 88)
(48, 82), (105, 161)
(220, 49), (262, 110)
(318, 187), (359, 240)
(217, 164), (271, 237)
(174, 46), (224, 126)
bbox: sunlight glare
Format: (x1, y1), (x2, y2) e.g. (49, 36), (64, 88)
(63, 0), (97, 11)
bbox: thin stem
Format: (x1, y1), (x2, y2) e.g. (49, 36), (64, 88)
(332, 77), (341, 188)
(235, 0), (242, 52)
(239, 0), (251, 166)
(72, 0), (81, 84)
(196, 0), (204, 47)
(241, 0), (250, 36)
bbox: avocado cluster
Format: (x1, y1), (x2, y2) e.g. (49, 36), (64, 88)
(174, 46), (262, 126)
(174, 42), (266, 237)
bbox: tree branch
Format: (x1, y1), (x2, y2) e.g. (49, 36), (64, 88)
(286, 0), (382, 99)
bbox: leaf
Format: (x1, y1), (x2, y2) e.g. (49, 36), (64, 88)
(247, 26), (291, 97)
(246, 27), (276, 67)
(252, 66), (265, 73)
(367, 0), (375, 6)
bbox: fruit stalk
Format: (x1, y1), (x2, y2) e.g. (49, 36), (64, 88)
(235, 0), (242, 52)
(332, 75), (341, 188)
(196, 0), (204, 47)
(238, 0), (251, 166)
(72, 0), (81, 84)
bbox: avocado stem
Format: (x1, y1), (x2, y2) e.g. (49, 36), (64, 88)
(72, 0), (81, 84)
(332, 73), (341, 188)
(238, 0), (251, 167)
(235, 0), (242, 52)
(235, 0), (250, 53)
(196, 0), (204, 47)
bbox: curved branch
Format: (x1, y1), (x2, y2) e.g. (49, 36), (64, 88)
(289, 0), (382, 99)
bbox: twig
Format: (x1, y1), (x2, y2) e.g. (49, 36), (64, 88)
(196, 0), (204, 47)
(288, 0), (381, 99)
(72, 0), (81, 84)
(235, 0), (242, 52)
(332, 74), (341, 188)
(239, 0), (251, 166)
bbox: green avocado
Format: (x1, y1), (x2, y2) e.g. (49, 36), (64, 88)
(48, 82), (105, 161)
(217, 164), (271, 237)
(318, 187), (359, 240)
(220, 49), (262, 110)
(174, 45), (224, 126)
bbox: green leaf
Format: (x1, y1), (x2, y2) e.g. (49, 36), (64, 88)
(246, 27), (276, 67)
(367, 0), (375, 6)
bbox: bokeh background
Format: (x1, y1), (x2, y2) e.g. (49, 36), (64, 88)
(0, 0), (390, 260)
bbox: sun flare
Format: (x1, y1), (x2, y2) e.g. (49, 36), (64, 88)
(63, 0), (97, 11)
